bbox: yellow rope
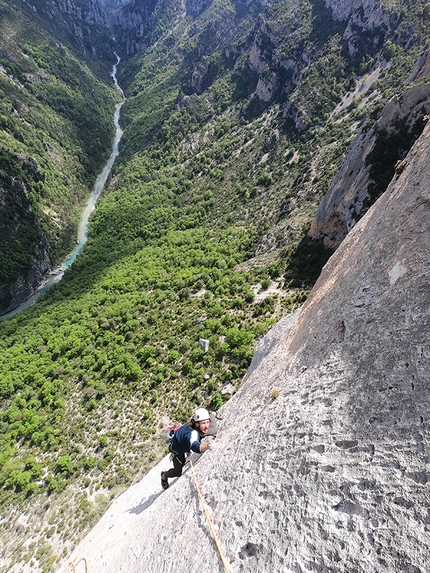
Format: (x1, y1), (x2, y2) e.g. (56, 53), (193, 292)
(188, 454), (232, 573)
(66, 557), (90, 573)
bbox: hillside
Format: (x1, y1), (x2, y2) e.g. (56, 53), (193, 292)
(58, 95), (430, 573)
(0, 0), (117, 313)
(0, 0), (430, 571)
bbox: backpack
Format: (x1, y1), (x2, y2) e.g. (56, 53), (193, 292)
(165, 423), (180, 446)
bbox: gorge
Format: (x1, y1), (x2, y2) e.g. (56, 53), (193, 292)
(58, 109), (430, 573)
(0, 1), (429, 572)
(0, 56), (124, 321)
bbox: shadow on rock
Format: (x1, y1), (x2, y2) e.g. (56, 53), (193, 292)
(128, 491), (163, 515)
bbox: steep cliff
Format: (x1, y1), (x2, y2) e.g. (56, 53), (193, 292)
(56, 98), (430, 573)
(27, 0), (112, 58)
(0, 164), (51, 310)
(236, 0), (391, 124)
(309, 48), (430, 248)
(112, 0), (159, 55)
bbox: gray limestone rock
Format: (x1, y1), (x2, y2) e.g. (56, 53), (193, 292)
(199, 338), (210, 353)
(309, 49), (430, 249)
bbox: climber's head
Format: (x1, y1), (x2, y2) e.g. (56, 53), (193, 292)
(193, 407), (211, 435)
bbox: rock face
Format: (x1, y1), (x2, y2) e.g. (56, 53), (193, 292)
(98, 0), (129, 8)
(309, 48), (430, 248)
(327, 0), (389, 47)
(57, 99), (430, 573)
(112, 0), (158, 55)
(238, 0), (392, 126)
(30, 0), (110, 56)
(0, 168), (52, 315)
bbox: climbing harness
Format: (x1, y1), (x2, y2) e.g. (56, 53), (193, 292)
(66, 557), (90, 573)
(188, 453), (232, 573)
(171, 448), (187, 466)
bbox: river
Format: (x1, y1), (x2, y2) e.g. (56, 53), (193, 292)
(0, 55), (125, 321)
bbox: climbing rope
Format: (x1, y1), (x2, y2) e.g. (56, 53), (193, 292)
(188, 453), (232, 573)
(66, 557), (90, 573)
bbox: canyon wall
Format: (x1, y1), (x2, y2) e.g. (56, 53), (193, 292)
(309, 49), (430, 248)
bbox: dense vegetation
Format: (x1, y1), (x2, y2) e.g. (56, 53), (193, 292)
(0, 0), (430, 571)
(0, 0), (117, 309)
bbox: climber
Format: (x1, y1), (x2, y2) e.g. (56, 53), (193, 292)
(161, 407), (213, 490)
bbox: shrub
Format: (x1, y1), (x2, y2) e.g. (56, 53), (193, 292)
(56, 455), (72, 475)
(211, 393), (223, 411)
(225, 327), (254, 349)
(47, 477), (59, 492)
(169, 350), (180, 363)
(98, 436), (108, 448)
(83, 457), (95, 470)
(182, 360), (193, 375)
(257, 172), (272, 187)
(383, 40), (397, 60)
(244, 291), (255, 303)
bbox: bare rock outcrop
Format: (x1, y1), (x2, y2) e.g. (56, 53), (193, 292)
(113, 0), (158, 55)
(58, 89), (430, 573)
(326, 0), (385, 22)
(309, 49), (430, 249)
(243, 0), (391, 124)
(30, 0), (110, 56)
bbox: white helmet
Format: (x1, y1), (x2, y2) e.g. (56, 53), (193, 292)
(193, 408), (210, 422)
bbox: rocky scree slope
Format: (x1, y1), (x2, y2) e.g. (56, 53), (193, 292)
(57, 93), (430, 573)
